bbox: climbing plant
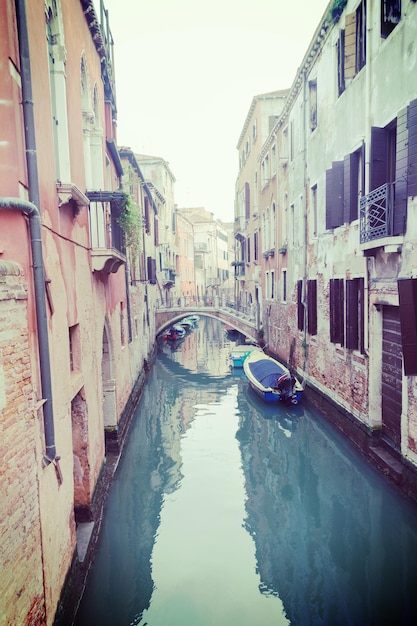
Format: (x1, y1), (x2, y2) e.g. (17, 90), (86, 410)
(117, 193), (142, 265)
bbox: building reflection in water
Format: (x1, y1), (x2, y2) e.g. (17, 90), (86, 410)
(75, 317), (417, 626)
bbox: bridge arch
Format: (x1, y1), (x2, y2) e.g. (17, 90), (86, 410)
(155, 307), (258, 344)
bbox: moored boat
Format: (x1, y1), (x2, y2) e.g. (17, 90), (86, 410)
(243, 350), (303, 404)
(230, 344), (262, 368)
(164, 324), (186, 341)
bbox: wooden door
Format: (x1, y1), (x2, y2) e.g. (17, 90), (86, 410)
(381, 306), (402, 448)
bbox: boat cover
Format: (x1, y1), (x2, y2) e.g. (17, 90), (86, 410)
(248, 359), (286, 388)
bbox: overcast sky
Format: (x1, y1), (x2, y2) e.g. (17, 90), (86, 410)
(103, 0), (330, 222)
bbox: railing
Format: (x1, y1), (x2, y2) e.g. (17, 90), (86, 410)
(360, 182), (394, 244)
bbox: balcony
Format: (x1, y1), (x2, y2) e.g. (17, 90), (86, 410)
(86, 191), (126, 273)
(360, 183), (403, 253)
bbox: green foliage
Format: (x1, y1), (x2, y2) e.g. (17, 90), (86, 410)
(329, 0), (348, 24)
(117, 193), (142, 264)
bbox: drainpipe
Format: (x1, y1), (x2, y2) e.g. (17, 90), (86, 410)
(6, 0), (61, 477)
(0, 199), (59, 474)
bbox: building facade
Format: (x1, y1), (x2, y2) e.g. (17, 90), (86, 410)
(0, 1), (155, 624)
(235, 0), (417, 477)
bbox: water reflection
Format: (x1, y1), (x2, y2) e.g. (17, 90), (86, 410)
(75, 317), (417, 626)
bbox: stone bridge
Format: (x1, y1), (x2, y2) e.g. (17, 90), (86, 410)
(155, 304), (259, 343)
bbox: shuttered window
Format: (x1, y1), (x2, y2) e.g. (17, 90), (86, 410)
(254, 231), (259, 261)
(337, 29), (345, 96)
(407, 99), (417, 198)
(144, 196), (150, 234)
(394, 107), (408, 235)
(344, 145), (364, 223)
(345, 278), (365, 352)
(356, 0), (366, 72)
(147, 257), (156, 284)
(325, 161), (344, 229)
(307, 280), (317, 336)
(330, 278), (344, 345)
(245, 182), (250, 220)
(344, 12), (356, 80)
(297, 280), (304, 331)
(154, 216), (159, 247)
(398, 278), (417, 375)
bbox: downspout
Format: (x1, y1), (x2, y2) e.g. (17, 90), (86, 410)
(302, 68), (309, 374)
(8, 0), (61, 478)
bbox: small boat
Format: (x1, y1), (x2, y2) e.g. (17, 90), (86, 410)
(186, 314), (200, 325)
(178, 318), (194, 332)
(164, 324), (186, 340)
(243, 350), (303, 404)
(230, 344), (261, 368)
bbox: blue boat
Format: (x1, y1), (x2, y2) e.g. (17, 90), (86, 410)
(230, 344), (261, 368)
(243, 350), (303, 404)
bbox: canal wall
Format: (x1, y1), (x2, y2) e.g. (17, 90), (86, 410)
(53, 343), (158, 626)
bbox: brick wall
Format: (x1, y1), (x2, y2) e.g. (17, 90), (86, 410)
(0, 261), (46, 625)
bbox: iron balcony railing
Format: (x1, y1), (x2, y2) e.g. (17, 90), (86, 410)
(360, 182), (394, 244)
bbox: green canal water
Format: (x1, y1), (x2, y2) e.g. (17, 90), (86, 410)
(74, 317), (417, 626)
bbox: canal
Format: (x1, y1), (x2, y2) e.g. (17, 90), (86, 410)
(74, 317), (417, 626)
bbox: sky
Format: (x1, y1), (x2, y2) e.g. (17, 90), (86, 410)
(103, 0), (331, 222)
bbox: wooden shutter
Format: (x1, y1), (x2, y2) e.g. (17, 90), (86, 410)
(147, 256), (156, 284)
(325, 168), (333, 230)
(154, 216), (159, 246)
(245, 182), (250, 220)
(344, 150), (361, 223)
(325, 162), (344, 229)
(144, 197), (150, 234)
(393, 107), (408, 235)
(345, 279), (359, 350)
(330, 278), (344, 345)
(398, 278), (417, 375)
(297, 280), (304, 331)
(407, 98), (417, 198)
(344, 12), (356, 80)
(370, 127), (387, 191)
(333, 161), (344, 228)
(307, 280), (317, 336)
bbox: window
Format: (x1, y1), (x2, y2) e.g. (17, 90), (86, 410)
(356, 0), (366, 72)
(297, 280), (304, 330)
(247, 236), (251, 263)
(309, 80), (317, 131)
(345, 278), (365, 352)
(344, 144), (365, 222)
(254, 231), (259, 261)
(144, 196), (150, 234)
(311, 184), (318, 238)
(69, 325), (81, 371)
(290, 120), (295, 161)
(307, 280), (317, 336)
(120, 302), (126, 346)
(245, 182), (251, 220)
(381, 0), (401, 39)
(344, 0), (366, 81)
(271, 144), (276, 176)
(337, 30), (346, 96)
(283, 269), (287, 303)
(271, 271), (275, 300)
(398, 277), (417, 375)
(330, 279), (344, 345)
(325, 161), (344, 229)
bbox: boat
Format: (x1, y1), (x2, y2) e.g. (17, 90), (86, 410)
(164, 324), (186, 341)
(230, 344), (262, 368)
(243, 350), (303, 404)
(178, 318), (194, 332)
